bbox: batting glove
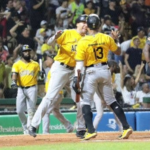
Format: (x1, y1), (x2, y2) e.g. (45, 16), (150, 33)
(72, 76), (81, 94)
(11, 80), (17, 89)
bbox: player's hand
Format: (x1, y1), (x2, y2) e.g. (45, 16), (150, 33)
(55, 30), (63, 39)
(39, 71), (45, 80)
(11, 80), (17, 89)
(111, 30), (120, 40)
(72, 76), (81, 94)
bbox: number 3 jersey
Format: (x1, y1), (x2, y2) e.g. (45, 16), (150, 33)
(54, 29), (84, 67)
(75, 33), (118, 66)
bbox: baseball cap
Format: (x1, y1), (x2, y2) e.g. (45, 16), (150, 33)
(76, 14), (88, 24)
(40, 28), (46, 34)
(137, 26), (145, 33)
(40, 20), (47, 26)
(22, 45), (32, 52)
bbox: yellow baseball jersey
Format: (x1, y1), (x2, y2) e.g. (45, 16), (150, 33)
(130, 36), (146, 60)
(12, 60), (40, 87)
(45, 70), (63, 94)
(75, 33), (118, 66)
(54, 29), (84, 67)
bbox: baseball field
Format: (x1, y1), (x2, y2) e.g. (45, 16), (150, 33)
(1, 132), (150, 150)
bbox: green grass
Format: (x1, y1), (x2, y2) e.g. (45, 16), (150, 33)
(2, 142), (150, 150)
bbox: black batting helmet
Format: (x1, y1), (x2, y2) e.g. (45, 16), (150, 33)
(76, 14), (88, 24)
(87, 14), (100, 30)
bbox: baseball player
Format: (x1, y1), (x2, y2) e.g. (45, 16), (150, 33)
(29, 15), (88, 137)
(11, 45), (41, 134)
(42, 53), (73, 134)
(73, 14), (132, 140)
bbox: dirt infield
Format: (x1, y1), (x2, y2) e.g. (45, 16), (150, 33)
(0, 132), (150, 147)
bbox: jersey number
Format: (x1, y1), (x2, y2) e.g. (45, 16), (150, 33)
(93, 47), (103, 59)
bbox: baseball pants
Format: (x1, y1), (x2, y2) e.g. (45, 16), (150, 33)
(16, 86), (37, 131)
(31, 61), (85, 131)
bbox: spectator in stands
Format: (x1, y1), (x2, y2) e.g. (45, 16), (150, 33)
(35, 20), (53, 38)
(4, 0), (13, 12)
(34, 28), (47, 59)
(0, 40), (9, 62)
(102, 0), (121, 25)
(56, 0), (73, 29)
(130, 0), (147, 35)
(54, 19), (66, 32)
(4, 55), (17, 98)
(136, 83), (150, 107)
(130, 27), (146, 61)
(102, 15), (115, 34)
(41, 36), (54, 54)
(69, 0), (84, 27)
(84, 0), (100, 16)
(10, 25), (35, 51)
(124, 37), (142, 73)
(46, 0), (59, 24)
(29, 0), (45, 36)
(119, 61), (144, 108)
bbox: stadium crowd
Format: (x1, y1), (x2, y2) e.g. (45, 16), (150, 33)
(1, 0), (150, 109)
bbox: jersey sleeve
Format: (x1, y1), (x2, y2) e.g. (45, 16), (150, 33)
(75, 40), (86, 61)
(56, 30), (67, 45)
(12, 63), (19, 73)
(108, 36), (118, 52)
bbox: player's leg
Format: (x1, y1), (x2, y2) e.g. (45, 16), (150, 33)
(108, 106), (123, 131)
(69, 73), (86, 137)
(16, 87), (28, 134)
(98, 69), (132, 139)
(52, 93), (73, 133)
(80, 69), (97, 140)
(26, 86), (38, 129)
(42, 112), (50, 134)
(93, 92), (104, 130)
(29, 63), (70, 137)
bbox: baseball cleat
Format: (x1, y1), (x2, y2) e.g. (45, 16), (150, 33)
(76, 130), (86, 138)
(23, 129), (29, 135)
(118, 127), (133, 139)
(66, 124), (74, 133)
(83, 132), (97, 140)
(29, 126), (37, 137)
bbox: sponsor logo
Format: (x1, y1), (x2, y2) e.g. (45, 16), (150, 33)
(50, 124), (66, 131)
(107, 119), (117, 130)
(0, 126), (23, 133)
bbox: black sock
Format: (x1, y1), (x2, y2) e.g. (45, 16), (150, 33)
(82, 105), (95, 133)
(110, 101), (130, 130)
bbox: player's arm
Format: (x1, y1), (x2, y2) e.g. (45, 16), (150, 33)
(11, 72), (18, 88)
(110, 30), (121, 55)
(47, 30), (63, 45)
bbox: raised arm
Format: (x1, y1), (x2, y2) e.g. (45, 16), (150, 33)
(119, 61), (124, 89)
(134, 62), (145, 86)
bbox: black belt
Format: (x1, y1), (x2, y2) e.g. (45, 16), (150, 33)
(20, 85), (35, 89)
(60, 62), (74, 70)
(86, 62), (107, 68)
